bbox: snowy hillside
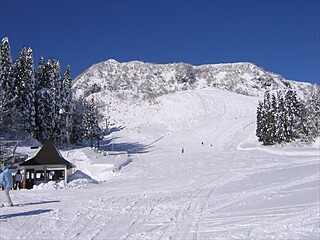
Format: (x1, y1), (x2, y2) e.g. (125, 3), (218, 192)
(73, 59), (315, 101)
(72, 60), (316, 131)
(1, 87), (319, 239)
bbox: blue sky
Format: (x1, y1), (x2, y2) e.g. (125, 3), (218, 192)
(0, 0), (319, 84)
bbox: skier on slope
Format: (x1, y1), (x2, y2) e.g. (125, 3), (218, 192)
(0, 166), (13, 207)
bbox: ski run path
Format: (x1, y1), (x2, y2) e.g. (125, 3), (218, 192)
(1, 88), (319, 240)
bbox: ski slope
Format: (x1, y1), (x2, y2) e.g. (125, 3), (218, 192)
(1, 88), (319, 240)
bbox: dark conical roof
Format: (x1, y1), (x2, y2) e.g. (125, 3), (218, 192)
(20, 139), (72, 167)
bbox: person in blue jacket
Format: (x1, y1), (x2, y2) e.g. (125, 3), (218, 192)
(0, 166), (13, 207)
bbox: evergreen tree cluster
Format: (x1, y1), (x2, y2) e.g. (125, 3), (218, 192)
(256, 89), (319, 145)
(303, 86), (320, 141)
(0, 37), (102, 145)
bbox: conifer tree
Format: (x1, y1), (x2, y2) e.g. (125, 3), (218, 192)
(256, 100), (266, 141)
(284, 90), (302, 141)
(83, 97), (102, 148)
(35, 88), (55, 142)
(303, 85), (320, 142)
(34, 58), (56, 142)
(36, 56), (49, 89)
(59, 65), (73, 145)
(51, 59), (63, 143)
(269, 93), (278, 143)
(260, 91), (274, 145)
(71, 97), (86, 145)
(276, 91), (287, 143)
(61, 65), (73, 110)
(14, 47), (36, 134)
(0, 37), (17, 130)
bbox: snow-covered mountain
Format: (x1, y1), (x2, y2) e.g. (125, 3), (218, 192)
(72, 60), (317, 134)
(73, 59), (314, 102)
(1, 60), (318, 239)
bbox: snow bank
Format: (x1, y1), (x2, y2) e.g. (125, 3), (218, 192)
(32, 178), (97, 190)
(60, 147), (130, 182)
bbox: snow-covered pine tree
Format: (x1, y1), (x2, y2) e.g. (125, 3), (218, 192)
(0, 73), (3, 128)
(59, 65), (74, 145)
(36, 56), (49, 89)
(284, 90), (303, 142)
(257, 90), (294, 145)
(51, 59), (63, 143)
(275, 91), (287, 143)
(261, 91), (275, 145)
(0, 37), (17, 131)
(34, 58), (56, 142)
(83, 97), (102, 148)
(14, 47), (36, 135)
(256, 101), (264, 142)
(0, 38), (9, 129)
(269, 93), (278, 143)
(34, 57), (46, 140)
(35, 88), (55, 142)
(71, 97), (86, 145)
(26, 48), (37, 135)
(61, 65), (73, 110)
(303, 85), (320, 142)
(38, 93), (53, 142)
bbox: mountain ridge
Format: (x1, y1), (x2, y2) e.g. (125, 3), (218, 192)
(73, 59), (315, 104)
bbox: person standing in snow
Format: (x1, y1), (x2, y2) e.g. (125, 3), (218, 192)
(0, 166), (14, 207)
(14, 170), (22, 190)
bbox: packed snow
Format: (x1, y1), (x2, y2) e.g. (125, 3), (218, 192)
(1, 87), (319, 240)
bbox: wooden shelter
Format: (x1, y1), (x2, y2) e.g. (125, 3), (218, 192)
(20, 139), (74, 189)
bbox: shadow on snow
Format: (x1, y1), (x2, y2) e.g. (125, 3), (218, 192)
(103, 141), (153, 154)
(0, 209), (52, 219)
(97, 125), (153, 154)
(20, 200), (60, 206)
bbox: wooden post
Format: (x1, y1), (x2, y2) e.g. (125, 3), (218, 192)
(22, 169), (26, 189)
(65, 166), (68, 183)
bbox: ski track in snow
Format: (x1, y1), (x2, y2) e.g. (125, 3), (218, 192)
(1, 88), (319, 240)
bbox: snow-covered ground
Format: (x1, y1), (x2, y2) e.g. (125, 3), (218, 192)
(1, 88), (319, 240)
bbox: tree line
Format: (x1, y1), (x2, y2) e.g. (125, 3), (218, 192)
(256, 89), (319, 145)
(0, 37), (102, 146)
